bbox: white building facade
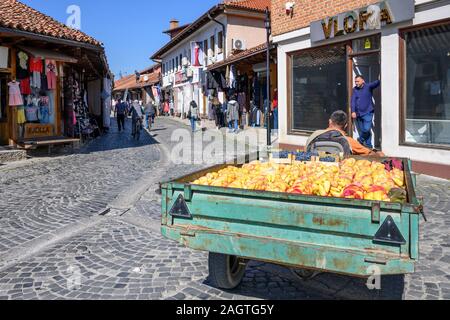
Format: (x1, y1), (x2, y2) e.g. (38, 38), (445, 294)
(153, 2), (268, 118)
(273, 0), (450, 176)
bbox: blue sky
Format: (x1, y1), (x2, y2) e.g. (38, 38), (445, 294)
(21, 0), (220, 78)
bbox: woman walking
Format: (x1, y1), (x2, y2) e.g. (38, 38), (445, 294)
(226, 94), (240, 133)
(212, 96), (223, 130)
(189, 100), (199, 132)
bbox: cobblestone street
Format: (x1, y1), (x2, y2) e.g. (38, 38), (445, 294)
(0, 117), (449, 300)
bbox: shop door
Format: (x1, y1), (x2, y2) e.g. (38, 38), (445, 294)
(0, 74), (10, 145)
(350, 36), (382, 149)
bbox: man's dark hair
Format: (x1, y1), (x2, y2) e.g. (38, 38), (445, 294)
(330, 110), (348, 129)
(355, 75), (365, 80)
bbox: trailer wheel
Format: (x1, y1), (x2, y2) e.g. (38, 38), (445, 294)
(208, 253), (247, 290)
(290, 268), (321, 281)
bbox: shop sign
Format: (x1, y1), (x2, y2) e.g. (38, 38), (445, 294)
(24, 124), (54, 139)
(310, 0), (415, 42)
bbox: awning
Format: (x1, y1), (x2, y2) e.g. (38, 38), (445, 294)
(208, 43), (273, 71)
(18, 46), (78, 63)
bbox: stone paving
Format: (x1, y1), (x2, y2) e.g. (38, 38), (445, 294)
(0, 116), (449, 300)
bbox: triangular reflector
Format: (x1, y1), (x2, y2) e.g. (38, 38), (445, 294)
(169, 194), (192, 219)
(374, 216), (406, 245)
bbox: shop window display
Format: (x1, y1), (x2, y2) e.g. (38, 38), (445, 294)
(12, 51), (58, 140)
(291, 45), (348, 133)
(404, 23), (450, 146)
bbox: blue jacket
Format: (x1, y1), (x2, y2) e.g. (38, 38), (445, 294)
(351, 80), (380, 117)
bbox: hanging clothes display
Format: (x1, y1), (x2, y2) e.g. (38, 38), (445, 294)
(229, 65), (236, 89)
(237, 92), (247, 113)
(25, 105), (39, 122)
(19, 78), (31, 95)
(46, 90), (55, 124)
(29, 57), (43, 73)
(102, 77), (112, 128)
(0, 46), (9, 69)
(40, 72), (49, 91)
(8, 81), (23, 106)
(16, 51), (30, 80)
(29, 57), (43, 89)
(17, 106), (26, 125)
(45, 59), (57, 90)
(39, 95), (50, 124)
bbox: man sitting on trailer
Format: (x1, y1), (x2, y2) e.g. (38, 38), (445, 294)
(306, 111), (385, 157)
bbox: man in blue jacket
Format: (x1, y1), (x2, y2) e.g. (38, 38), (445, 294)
(351, 75), (381, 149)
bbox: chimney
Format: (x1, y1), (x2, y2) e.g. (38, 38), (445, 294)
(169, 19), (179, 31)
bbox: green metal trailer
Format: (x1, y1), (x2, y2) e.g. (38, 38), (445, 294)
(160, 157), (424, 289)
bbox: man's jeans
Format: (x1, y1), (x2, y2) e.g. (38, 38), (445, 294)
(144, 113), (150, 129)
(117, 114), (125, 132)
(356, 112), (374, 149)
(228, 120), (238, 132)
(190, 117), (196, 132)
(272, 108), (279, 130)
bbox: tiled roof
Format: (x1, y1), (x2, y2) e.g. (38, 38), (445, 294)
(225, 0), (270, 12)
(114, 68), (161, 91)
(0, 0), (102, 46)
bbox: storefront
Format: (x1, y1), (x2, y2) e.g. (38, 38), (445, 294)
(207, 43), (278, 128)
(273, 0), (450, 177)
(0, 1), (110, 147)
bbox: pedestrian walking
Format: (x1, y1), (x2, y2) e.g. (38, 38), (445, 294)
(114, 98), (127, 132)
(212, 96), (223, 130)
(188, 100), (199, 132)
(227, 94), (240, 133)
(272, 88), (279, 133)
(351, 75), (381, 149)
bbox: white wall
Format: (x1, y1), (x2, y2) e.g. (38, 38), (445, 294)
(161, 15), (228, 77)
(274, 1), (450, 165)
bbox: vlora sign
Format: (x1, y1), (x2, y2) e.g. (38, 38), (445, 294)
(310, 0), (415, 43)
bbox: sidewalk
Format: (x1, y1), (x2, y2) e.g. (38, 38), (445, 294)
(162, 115), (278, 152)
(0, 146), (27, 164)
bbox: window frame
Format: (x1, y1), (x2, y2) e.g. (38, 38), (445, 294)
(399, 19), (450, 151)
(286, 41), (352, 136)
(218, 31), (223, 54)
(210, 35), (216, 57)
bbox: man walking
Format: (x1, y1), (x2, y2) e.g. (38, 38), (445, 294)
(351, 75), (380, 149)
(115, 98), (127, 132)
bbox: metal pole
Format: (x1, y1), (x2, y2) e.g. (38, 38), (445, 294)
(265, 7), (271, 147)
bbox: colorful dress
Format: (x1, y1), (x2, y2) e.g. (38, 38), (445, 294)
(17, 106), (26, 124)
(8, 81), (23, 106)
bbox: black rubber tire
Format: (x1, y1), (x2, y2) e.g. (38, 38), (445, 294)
(208, 253), (247, 290)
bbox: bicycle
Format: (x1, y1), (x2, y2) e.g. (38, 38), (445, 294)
(133, 117), (143, 141)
